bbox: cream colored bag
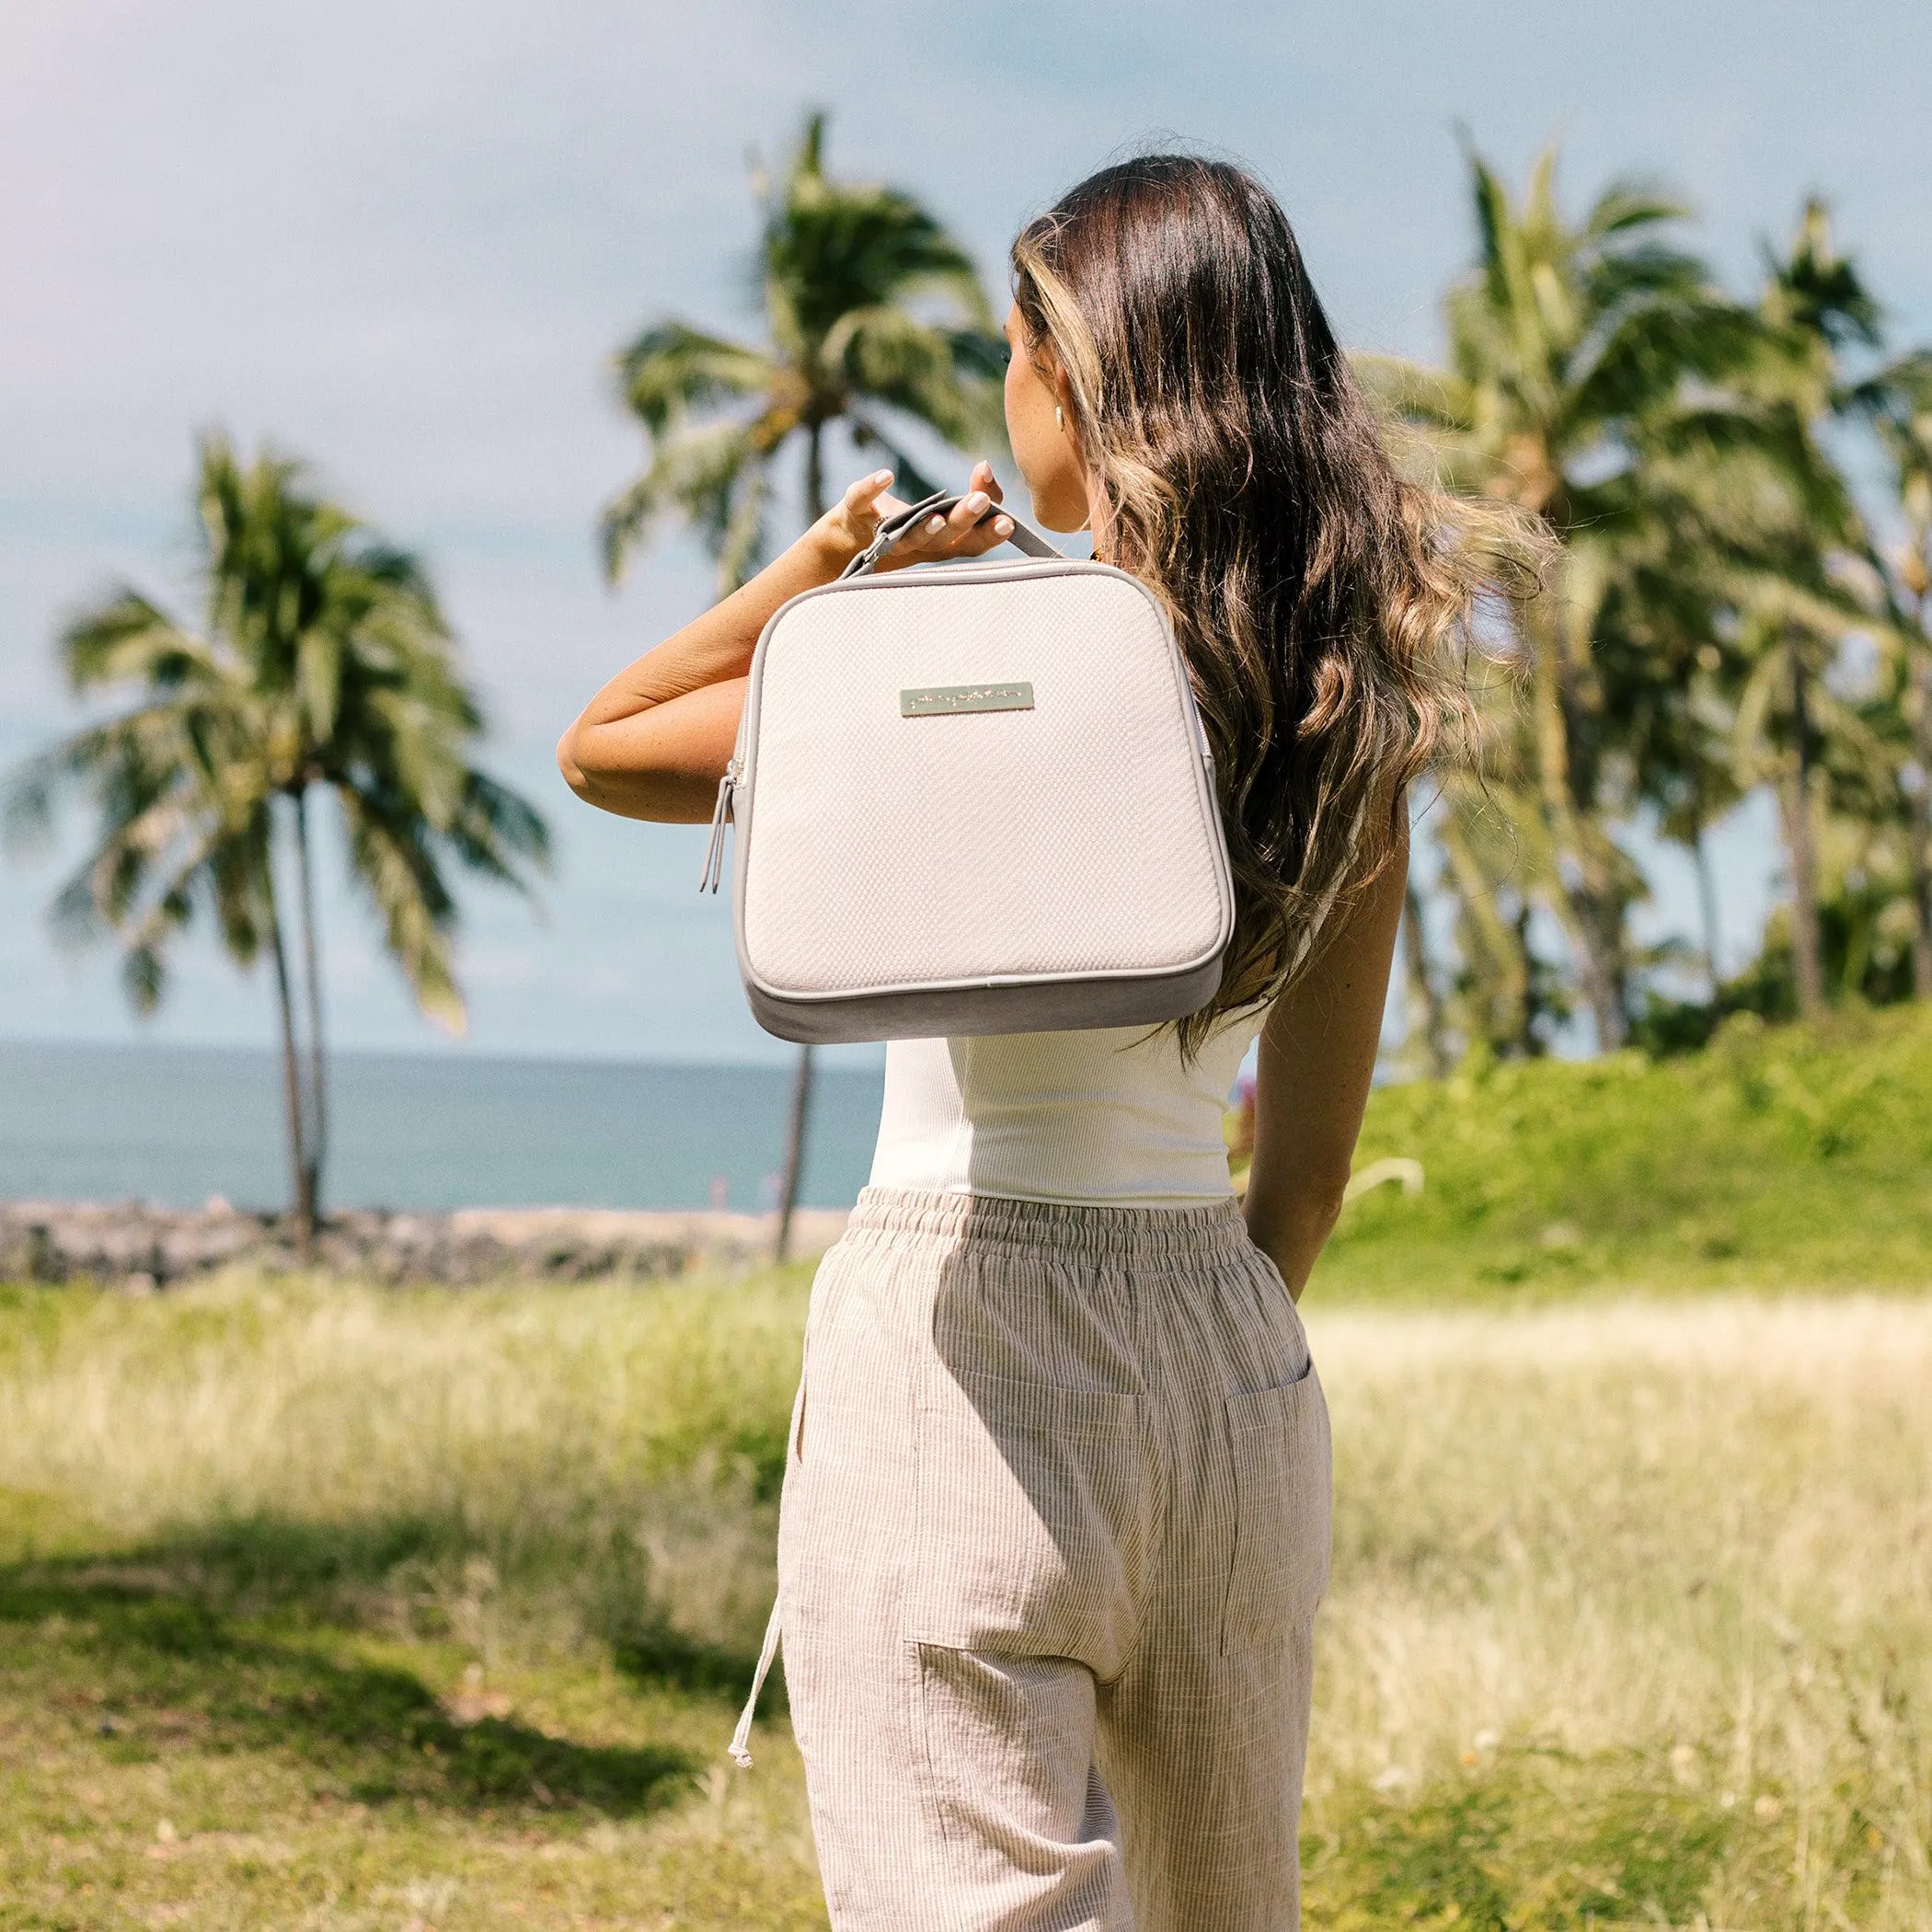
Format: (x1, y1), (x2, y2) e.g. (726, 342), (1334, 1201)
(701, 494), (1235, 1043)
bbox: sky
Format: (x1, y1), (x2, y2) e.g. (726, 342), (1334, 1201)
(3, 0), (1927, 1065)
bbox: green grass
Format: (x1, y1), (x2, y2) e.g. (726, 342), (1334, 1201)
(1, 1264), (1928, 1927)
(1318, 1006), (1932, 1300)
(1, 1584), (823, 1929)
(0, 1271), (828, 1928)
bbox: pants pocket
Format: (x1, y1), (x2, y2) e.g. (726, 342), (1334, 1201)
(1223, 1360), (1332, 1653)
(903, 1368), (1147, 1676)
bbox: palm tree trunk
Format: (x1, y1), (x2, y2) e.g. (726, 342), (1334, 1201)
(1436, 803), (1528, 1053)
(1400, 879), (1451, 1075)
(1782, 639), (1825, 1019)
(292, 788), (328, 1224)
(775, 1048), (815, 1264)
(1694, 833), (1724, 1000)
(263, 851), (316, 1256)
(1527, 601), (1626, 1052)
(803, 421), (825, 534)
(1512, 900), (1546, 1057)
(1909, 614), (1932, 1003)
(1686, 790), (1723, 999)
(774, 423), (828, 1263)
(1911, 821), (1932, 1001)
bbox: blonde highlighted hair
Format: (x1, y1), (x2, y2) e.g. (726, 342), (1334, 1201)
(1011, 155), (1541, 1048)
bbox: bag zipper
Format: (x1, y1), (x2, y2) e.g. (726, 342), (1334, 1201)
(699, 757), (742, 894)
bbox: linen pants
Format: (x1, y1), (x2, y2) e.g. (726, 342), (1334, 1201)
(774, 1187), (1332, 1932)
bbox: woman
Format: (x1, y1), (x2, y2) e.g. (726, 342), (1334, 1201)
(561, 155), (1521, 1932)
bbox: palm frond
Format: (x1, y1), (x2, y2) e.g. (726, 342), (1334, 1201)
(614, 321), (777, 437)
(716, 457), (772, 594)
(1566, 294), (1765, 428)
(336, 782), (465, 1033)
(1763, 199), (1882, 351)
(826, 305), (1001, 445)
(1583, 178), (1690, 240)
(446, 770), (551, 891)
(946, 325), (1010, 385)
(1464, 145), (1519, 317)
(598, 420), (769, 586)
(44, 762), (223, 966)
(110, 827), (245, 1011)
(844, 417), (940, 501)
(789, 108), (829, 191)
(61, 592), (223, 695)
(1581, 245), (1711, 317)
(765, 114), (994, 343)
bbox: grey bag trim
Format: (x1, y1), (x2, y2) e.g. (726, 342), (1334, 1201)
(744, 954), (1228, 1046)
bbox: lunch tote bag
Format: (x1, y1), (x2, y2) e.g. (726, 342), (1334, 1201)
(700, 492), (1236, 1044)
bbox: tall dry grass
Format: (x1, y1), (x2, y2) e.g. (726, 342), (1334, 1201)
(1, 1277), (1927, 1925)
(1305, 1296), (1932, 1927)
(0, 1272), (805, 1666)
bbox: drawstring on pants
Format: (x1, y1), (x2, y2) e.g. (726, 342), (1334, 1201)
(729, 1596), (784, 1768)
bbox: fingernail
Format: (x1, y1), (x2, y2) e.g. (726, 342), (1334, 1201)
(876, 469), (893, 482)
(965, 492), (988, 512)
(927, 515), (945, 531)
(994, 516), (1014, 535)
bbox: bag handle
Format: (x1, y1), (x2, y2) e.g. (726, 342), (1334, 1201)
(839, 490), (1064, 580)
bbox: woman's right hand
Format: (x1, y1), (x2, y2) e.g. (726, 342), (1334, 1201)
(817, 460), (1017, 574)
(817, 468), (901, 562)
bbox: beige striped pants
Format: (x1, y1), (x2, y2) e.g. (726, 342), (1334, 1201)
(768, 1187), (1331, 1931)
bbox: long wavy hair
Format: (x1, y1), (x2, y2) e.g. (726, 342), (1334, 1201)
(1011, 155), (1540, 1049)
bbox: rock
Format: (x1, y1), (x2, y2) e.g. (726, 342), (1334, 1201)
(0, 1198), (845, 1289)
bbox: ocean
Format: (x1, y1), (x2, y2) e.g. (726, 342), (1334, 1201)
(0, 1041), (887, 1213)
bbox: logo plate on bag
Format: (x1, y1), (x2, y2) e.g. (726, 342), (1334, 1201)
(900, 682), (1034, 717)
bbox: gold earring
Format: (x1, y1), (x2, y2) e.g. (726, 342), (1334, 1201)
(1055, 404), (1065, 431)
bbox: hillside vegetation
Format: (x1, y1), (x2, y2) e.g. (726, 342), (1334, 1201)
(1316, 1007), (1932, 1301)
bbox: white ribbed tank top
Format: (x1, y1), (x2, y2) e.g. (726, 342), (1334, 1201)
(867, 1018), (1259, 1208)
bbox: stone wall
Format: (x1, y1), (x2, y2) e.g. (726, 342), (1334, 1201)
(0, 1200), (849, 1289)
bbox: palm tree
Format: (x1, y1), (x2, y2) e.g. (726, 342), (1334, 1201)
(1592, 540), (1742, 995)
(1359, 144), (1763, 1051)
(1849, 347), (1932, 996)
(1696, 202), (1932, 1020)
(600, 109), (1005, 1259)
(1397, 875), (1454, 1076)
(1585, 419), (1830, 1009)
(5, 435), (549, 1249)
(1584, 310), (1894, 1029)
(1730, 203), (1888, 1017)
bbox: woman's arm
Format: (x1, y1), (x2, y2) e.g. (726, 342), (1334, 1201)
(1243, 830), (1408, 1299)
(558, 464), (1014, 823)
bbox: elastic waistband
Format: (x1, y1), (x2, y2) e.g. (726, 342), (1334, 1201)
(843, 1185), (1250, 1262)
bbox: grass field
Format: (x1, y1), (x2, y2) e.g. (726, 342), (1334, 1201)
(3, 1263), (1928, 1928)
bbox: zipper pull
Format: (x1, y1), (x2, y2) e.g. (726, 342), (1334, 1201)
(699, 759), (741, 893)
